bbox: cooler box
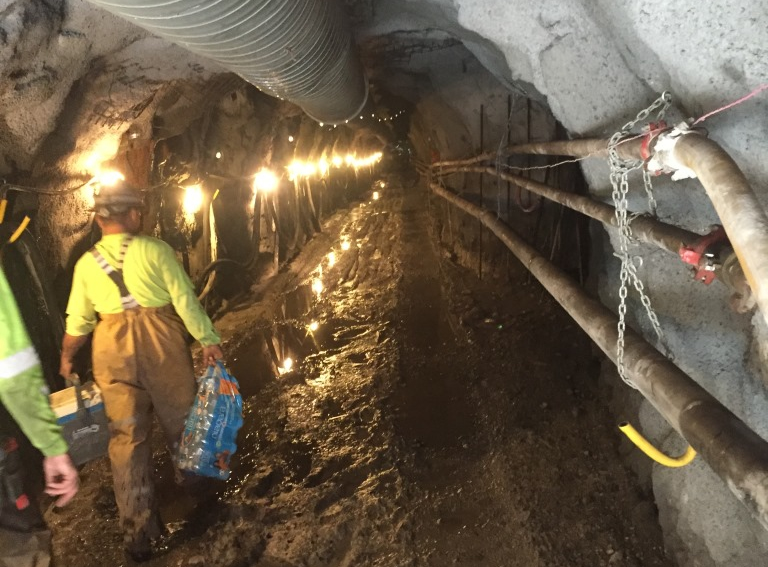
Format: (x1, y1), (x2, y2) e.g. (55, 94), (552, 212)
(49, 380), (110, 465)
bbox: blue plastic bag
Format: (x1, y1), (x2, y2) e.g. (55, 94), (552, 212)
(176, 361), (243, 480)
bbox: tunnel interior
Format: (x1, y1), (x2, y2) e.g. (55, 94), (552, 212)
(1, 1), (768, 566)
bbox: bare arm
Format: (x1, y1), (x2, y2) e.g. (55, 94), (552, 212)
(59, 332), (90, 378)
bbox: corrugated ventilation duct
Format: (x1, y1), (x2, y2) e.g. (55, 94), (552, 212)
(84, 0), (368, 124)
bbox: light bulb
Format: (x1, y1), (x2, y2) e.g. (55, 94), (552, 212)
(96, 170), (124, 186)
(183, 185), (204, 214)
(253, 168), (278, 193)
(279, 357), (294, 375)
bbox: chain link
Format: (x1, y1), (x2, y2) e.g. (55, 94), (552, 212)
(642, 169), (658, 217)
(608, 92), (671, 388)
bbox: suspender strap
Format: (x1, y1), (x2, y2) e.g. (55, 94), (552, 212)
(90, 236), (139, 310)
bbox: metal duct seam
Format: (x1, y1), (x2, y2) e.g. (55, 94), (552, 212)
(86, 0), (368, 124)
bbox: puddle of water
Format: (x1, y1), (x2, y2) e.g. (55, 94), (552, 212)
(227, 283), (375, 397)
(227, 330), (278, 398)
(218, 279), (380, 499)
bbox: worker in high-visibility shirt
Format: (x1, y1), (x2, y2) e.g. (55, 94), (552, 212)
(60, 180), (223, 563)
(0, 265), (79, 567)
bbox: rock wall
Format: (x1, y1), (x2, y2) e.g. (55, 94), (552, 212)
(358, 1), (768, 564)
(2, 0), (768, 564)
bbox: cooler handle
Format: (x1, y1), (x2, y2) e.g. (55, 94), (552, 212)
(67, 373), (93, 427)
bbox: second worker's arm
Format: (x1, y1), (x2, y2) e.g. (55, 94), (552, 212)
(61, 259), (97, 377)
(155, 240), (223, 365)
(59, 332), (90, 378)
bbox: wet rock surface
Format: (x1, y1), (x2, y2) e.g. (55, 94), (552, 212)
(47, 174), (669, 566)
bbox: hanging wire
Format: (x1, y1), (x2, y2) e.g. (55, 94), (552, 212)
(0, 179), (91, 195)
(692, 83), (768, 125)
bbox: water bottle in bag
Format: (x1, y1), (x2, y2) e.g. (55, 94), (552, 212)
(176, 361), (243, 480)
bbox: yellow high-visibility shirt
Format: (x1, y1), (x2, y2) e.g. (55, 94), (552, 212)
(65, 233), (220, 346)
(0, 266), (68, 457)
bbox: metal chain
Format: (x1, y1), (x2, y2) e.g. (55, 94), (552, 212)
(642, 169), (658, 217)
(608, 92), (671, 388)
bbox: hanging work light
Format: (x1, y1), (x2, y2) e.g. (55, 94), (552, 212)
(183, 185), (204, 214)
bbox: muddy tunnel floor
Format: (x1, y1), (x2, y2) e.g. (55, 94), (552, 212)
(45, 174), (670, 567)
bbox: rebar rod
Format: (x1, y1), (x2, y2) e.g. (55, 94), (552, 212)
(436, 165), (697, 254)
(506, 94), (511, 222)
(478, 104), (485, 279)
(433, 138), (644, 168)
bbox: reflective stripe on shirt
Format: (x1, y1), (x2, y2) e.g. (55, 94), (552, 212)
(0, 345), (40, 379)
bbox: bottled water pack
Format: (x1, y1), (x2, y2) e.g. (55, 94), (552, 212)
(176, 361), (243, 480)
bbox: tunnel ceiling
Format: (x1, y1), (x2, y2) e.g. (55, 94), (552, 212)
(1, 1), (765, 242)
(0, 0), (531, 184)
(3, 0), (764, 190)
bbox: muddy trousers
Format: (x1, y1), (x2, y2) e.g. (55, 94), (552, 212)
(92, 306), (196, 554)
(0, 413), (50, 567)
(0, 479), (49, 567)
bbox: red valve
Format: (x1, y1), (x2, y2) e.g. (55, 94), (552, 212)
(679, 226), (729, 284)
(640, 121), (669, 162)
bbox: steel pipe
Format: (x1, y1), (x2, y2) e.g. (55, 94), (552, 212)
(666, 133), (768, 329)
(430, 181), (768, 530)
(436, 165), (699, 254)
(436, 164), (750, 305)
(84, 0), (368, 124)
(434, 132), (765, 322)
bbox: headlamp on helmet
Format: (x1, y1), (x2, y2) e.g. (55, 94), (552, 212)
(92, 179), (144, 218)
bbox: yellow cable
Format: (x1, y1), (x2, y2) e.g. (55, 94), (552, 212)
(0, 199), (6, 224)
(619, 422), (696, 468)
(8, 216), (30, 244)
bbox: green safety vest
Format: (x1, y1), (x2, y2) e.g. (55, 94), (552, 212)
(0, 266), (39, 378)
(0, 265), (67, 457)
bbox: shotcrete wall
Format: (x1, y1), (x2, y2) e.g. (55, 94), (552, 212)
(359, 1), (768, 565)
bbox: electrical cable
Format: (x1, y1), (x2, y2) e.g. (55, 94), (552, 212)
(1, 178), (173, 197)
(0, 180), (90, 195)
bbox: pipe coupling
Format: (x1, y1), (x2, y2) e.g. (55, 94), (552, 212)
(647, 123), (700, 180)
